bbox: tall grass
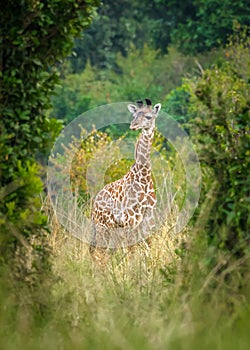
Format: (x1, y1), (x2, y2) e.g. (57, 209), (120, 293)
(1, 123), (249, 349)
(1, 192), (249, 350)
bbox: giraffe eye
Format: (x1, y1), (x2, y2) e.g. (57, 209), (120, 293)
(145, 115), (152, 120)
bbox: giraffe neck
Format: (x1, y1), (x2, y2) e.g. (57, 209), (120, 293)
(134, 128), (154, 168)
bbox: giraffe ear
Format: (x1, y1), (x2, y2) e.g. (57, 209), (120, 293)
(153, 103), (161, 116)
(127, 104), (138, 114)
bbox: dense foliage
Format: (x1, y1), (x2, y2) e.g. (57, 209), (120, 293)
(186, 34), (250, 254)
(171, 0), (250, 53)
(0, 0), (98, 266)
(51, 46), (220, 124)
(68, 0), (250, 71)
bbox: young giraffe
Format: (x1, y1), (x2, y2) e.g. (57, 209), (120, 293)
(90, 99), (161, 255)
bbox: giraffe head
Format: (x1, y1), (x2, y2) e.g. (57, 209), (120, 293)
(127, 99), (161, 130)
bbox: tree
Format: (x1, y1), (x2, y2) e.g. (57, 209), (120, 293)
(0, 0), (99, 270)
(185, 31), (250, 254)
(69, 0), (157, 72)
(171, 0), (250, 53)
(68, 0), (250, 72)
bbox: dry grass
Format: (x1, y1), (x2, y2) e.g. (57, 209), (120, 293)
(0, 193), (249, 350)
(38, 194), (249, 349)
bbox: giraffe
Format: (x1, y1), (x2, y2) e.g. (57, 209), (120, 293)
(90, 98), (161, 255)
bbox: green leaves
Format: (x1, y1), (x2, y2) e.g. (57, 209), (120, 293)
(67, 0), (250, 72)
(185, 34), (250, 254)
(171, 0), (250, 53)
(0, 0), (99, 264)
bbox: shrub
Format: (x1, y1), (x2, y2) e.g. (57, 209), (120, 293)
(185, 32), (250, 254)
(0, 0), (99, 318)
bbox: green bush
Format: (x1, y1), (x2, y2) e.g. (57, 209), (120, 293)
(185, 33), (250, 254)
(0, 0), (99, 280)
(163, 85), (191, 124)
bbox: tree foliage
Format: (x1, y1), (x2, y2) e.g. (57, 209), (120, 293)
(172, 0), (250, 54)
(51, 46), (214, 124)
(68, 0), (250, 72)
(69, 0), (159, 71)
(185, 32), (250, 254)
(0, 0), (99, 265)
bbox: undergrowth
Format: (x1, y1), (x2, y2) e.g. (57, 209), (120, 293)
(0, 202), (249, 350)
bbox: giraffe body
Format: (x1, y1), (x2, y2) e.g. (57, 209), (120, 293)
(91, 99), (161, 249)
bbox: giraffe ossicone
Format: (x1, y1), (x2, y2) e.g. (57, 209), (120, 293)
(90, 99), (161, 249)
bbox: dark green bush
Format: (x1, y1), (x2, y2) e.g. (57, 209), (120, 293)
(0, 0), (99, 270)
(163, 86), (191, 124)
(185, 33), (250, 254)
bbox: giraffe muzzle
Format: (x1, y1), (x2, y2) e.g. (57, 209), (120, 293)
(130, 124), (139, 130)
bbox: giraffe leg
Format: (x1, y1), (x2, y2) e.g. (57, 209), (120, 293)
(137, 206), (157, 243)
(90, 246), (111, 266)
(89, 223), (97, 252)
(89, 224), (113, 266)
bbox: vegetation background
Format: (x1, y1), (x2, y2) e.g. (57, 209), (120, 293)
(0, 0), (249, 349)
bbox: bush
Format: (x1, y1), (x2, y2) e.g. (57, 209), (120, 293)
(185, 32), (250, 254)
(163, 85), (191, 124)
(0, 1), (99, 319)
